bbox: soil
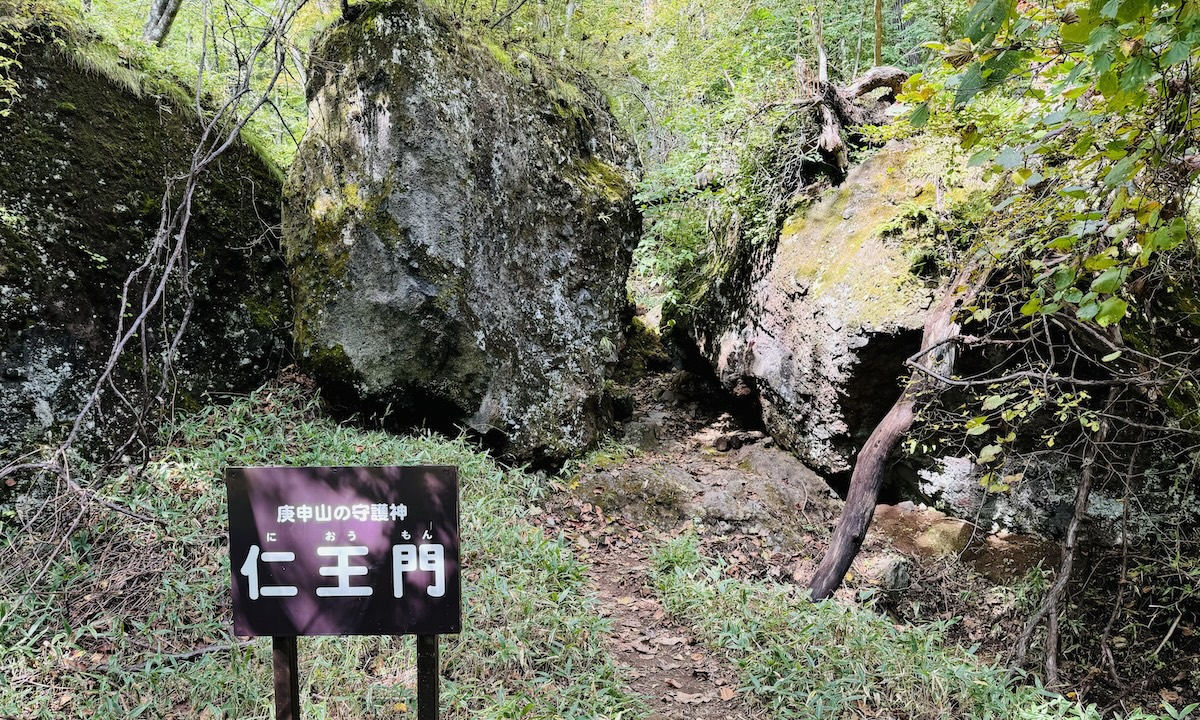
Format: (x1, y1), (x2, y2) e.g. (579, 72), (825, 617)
(532, 367), (1200, 716)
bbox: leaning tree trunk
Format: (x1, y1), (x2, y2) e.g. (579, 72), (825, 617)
(809, 268), (977, 600)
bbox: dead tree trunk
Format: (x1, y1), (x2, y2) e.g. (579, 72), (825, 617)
(810, 270), (977, 601)
(812, 65), (908, 177)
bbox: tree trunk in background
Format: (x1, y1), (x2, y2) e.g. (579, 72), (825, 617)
(874, 0), (883, 66)
(809, 271), (975, 601)
(144, 0), (184, 46)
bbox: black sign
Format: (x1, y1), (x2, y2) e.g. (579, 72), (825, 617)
(226, 466), (461, 637)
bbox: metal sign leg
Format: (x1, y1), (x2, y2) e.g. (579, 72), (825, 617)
(273, 636), (300, 720)
(417, 634), (439, 720)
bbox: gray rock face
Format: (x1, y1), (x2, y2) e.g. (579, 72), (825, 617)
(684, 142), (962, 474)
(582, 444), (842, 542)
(284, 1), (640, 460)
(0, 40), (290, 465)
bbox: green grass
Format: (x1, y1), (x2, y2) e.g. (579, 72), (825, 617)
(647, 534), (1193, 720)
(0, 384), (644, 719)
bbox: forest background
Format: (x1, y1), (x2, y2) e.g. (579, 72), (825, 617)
(1, 0), (1199, 716)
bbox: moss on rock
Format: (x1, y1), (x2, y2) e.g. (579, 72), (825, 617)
(0, 36), (290, 463)
(284, 0), (640, 462)
(680, 139), (982, 474)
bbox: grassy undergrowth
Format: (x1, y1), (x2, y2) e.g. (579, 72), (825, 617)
(649, 535), (1193, 720)
(0, 384), (643, 719)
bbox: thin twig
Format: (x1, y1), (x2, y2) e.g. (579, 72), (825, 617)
(111, 639), (257, 674)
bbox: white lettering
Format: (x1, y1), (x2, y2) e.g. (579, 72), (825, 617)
(315, 545), (371, 597)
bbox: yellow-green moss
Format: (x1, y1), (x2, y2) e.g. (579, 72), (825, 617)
(481, 37), (516, 74)
(567, 155), (630, 203)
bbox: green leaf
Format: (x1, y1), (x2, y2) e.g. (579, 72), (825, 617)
(955, 63), (986, 106)
(1104, 156), (1137, 186)
(1115, 0), (1149, 23)
(968, 149), (995, 166)
(1120, 56), (1156, 94)
(965, 0), (1015, 43)
(1153, 217), (1188, 252)
(995, 146), (1024, 170)
(1095, 297), (1128, 327)
(1087, 25), (1119, 54)
(1077, 301), (1100, 321)
(981, 394), (1011, 411)
(1042, 108), (1069, 126)
(1020, 297), (1042, 315)
(1083, 254), (1117, 271)
(1070, 131), (1097, 156)
(909, 102), (930, 128)
(1099, 0), (1119, 19)
(1101, 350), (1122, 362)
(1053, 267), (1077, 290)
(966, 418), (991, 436)
(1165, 41), (1192, 66)
(978, 444), (1003, 463)
(1090, 267), (1126, 294)
(1097, 71), (1119, 98)
(979, 50), (1023, 94)
(1061, 9), (1097, 44)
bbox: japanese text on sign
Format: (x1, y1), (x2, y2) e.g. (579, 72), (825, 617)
(226, 465), (461, 637)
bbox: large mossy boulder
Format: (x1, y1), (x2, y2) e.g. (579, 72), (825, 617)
(682, 141), (973, 475)
(283, 1), (640, 460)
(0, 36), (291, 463)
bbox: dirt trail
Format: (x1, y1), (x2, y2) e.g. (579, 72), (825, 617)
(585, 525), (760, 720)
(535, 371), (828, 718)
(530, 367), (1197, 714)
(532, 369), (1061, 717)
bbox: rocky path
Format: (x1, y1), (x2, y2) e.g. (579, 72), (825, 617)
(533, 369), (1059, 717)
(535, 371), (835, 718)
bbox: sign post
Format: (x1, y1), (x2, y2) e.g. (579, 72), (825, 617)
(226, 466), (461, 719)
(417, 635), (439, 720)
(272, 637), (299, 720)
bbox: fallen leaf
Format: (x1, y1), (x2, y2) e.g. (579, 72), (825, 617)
(654, 636), (686, 646)
(673, 691), (711, 704)
(719, 687), (737, 701)
(666, 679), (683, 689)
